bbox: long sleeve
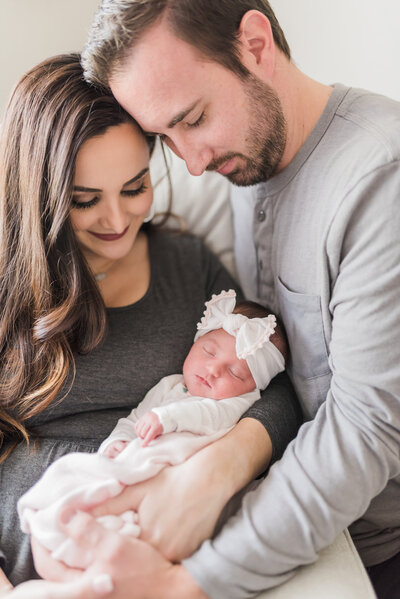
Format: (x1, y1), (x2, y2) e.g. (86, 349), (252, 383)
(183, 148), (400, 594)
(98, 375), (183, 454)
(152, 390), (260, 436)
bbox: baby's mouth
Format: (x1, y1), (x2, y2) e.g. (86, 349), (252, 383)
(196, 375), (212, 389)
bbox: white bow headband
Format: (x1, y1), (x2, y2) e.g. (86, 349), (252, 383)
(194, 290), (285, 390)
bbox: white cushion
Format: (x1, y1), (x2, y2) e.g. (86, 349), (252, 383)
(257, 530), (375, 599)
(151, 140), (236, 277)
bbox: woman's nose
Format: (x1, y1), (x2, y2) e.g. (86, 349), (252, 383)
(101, 199), (126, 232)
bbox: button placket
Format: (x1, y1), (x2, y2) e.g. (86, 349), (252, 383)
(254, 190), (274, 306)
(257, 208), (266, 222)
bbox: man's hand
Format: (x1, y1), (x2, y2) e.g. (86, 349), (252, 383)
(32, 512), (207, 599)
(91, 461), (224, 561)
(91, 418), (272, 561)
(135, 411), (163, 446)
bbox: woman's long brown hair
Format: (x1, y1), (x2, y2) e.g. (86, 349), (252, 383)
(0, 53), (155, 461)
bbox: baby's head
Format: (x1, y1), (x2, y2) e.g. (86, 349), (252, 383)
(183, 290), (287, 400)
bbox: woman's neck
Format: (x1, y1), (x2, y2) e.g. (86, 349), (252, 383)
(84, 231), (151, 308)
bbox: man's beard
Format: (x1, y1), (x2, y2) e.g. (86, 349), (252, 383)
(206, 75), (287, 186)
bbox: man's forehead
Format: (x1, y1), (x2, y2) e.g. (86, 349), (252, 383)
(111, 71), (197, 133)
(110, 21), (210, 130)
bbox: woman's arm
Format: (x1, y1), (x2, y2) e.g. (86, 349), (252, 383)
(32, 513), (204, 599)
(0, 569), (13, 594)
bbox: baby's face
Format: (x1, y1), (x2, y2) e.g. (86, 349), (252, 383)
(183, 329), (256, 399)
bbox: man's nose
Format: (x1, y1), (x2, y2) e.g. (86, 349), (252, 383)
(184, 147), (213, 176)
(164, 136), (213, 177)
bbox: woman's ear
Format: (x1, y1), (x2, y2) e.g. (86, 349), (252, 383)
(238, 10), (275, 77)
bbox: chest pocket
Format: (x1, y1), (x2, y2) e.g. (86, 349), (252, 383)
(276, 277), (331, 419)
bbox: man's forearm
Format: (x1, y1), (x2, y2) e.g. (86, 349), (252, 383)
(204, 417), (272, 498)
(162, 565), (208, 599)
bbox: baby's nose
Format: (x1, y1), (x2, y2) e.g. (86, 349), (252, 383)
(207, 362), (221, 377)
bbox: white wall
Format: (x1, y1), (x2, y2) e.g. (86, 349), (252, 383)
(271, 0), (400, 100)
(1, 0), (399, 119)
(0, 0), (100, 118)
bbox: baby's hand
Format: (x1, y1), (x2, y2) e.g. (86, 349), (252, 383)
(104, 440), (129, 459)
(135, 411), (163, 446)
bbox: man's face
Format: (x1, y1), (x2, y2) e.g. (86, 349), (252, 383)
(110, 21), (286, 186)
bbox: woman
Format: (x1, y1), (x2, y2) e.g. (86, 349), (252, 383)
(0, 54), (300, 593)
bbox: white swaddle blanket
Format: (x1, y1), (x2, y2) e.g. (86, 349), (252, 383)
(18, 374), (260, 569)
(18, 427), (226, 568)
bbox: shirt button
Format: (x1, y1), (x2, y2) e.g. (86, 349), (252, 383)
(257, 209), (266, 222)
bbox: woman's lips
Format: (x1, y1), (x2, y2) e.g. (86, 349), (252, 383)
(89, 226), (129, 241)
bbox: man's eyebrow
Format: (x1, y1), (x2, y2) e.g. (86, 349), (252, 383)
(73, 168), (149, 193)
(167, 101), (200, 129)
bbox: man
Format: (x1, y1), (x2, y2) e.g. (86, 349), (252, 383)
(36, 2), (400, 598)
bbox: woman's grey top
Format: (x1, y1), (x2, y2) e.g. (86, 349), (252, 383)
(0, 229), (301, 585)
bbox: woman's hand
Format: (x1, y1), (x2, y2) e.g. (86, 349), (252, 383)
(3, 578), (107, 599)
(91, 418), (272, 561)
(2, 566), (112, 599)
(32, 512), (206, 599)
(0, 569), (13, 594)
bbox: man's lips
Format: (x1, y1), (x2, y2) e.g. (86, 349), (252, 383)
(195, 375), (212, 389)
(216, 157), (236, 175)
(89, 226), (129, 241)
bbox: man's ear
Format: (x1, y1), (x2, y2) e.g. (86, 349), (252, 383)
(238, 10), (275, 77)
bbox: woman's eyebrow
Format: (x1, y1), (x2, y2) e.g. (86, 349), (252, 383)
(73, 167), (149, 193)
(73, 185), (102, 193)
(122, 167), (149, 187)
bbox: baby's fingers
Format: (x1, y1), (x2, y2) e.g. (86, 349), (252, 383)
(142, 428), (155, 447)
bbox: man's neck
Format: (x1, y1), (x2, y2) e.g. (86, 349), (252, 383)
(274, 62), (333, 173)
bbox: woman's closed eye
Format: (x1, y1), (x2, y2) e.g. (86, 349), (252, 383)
(71, 195), (99, 210)
(71, 182), (148, 210)
(121, 182), (148, 197)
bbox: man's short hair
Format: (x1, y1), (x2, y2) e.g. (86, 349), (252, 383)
(82, 0), (290, 88)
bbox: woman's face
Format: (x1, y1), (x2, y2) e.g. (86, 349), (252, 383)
(70, 122), (153, 263)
